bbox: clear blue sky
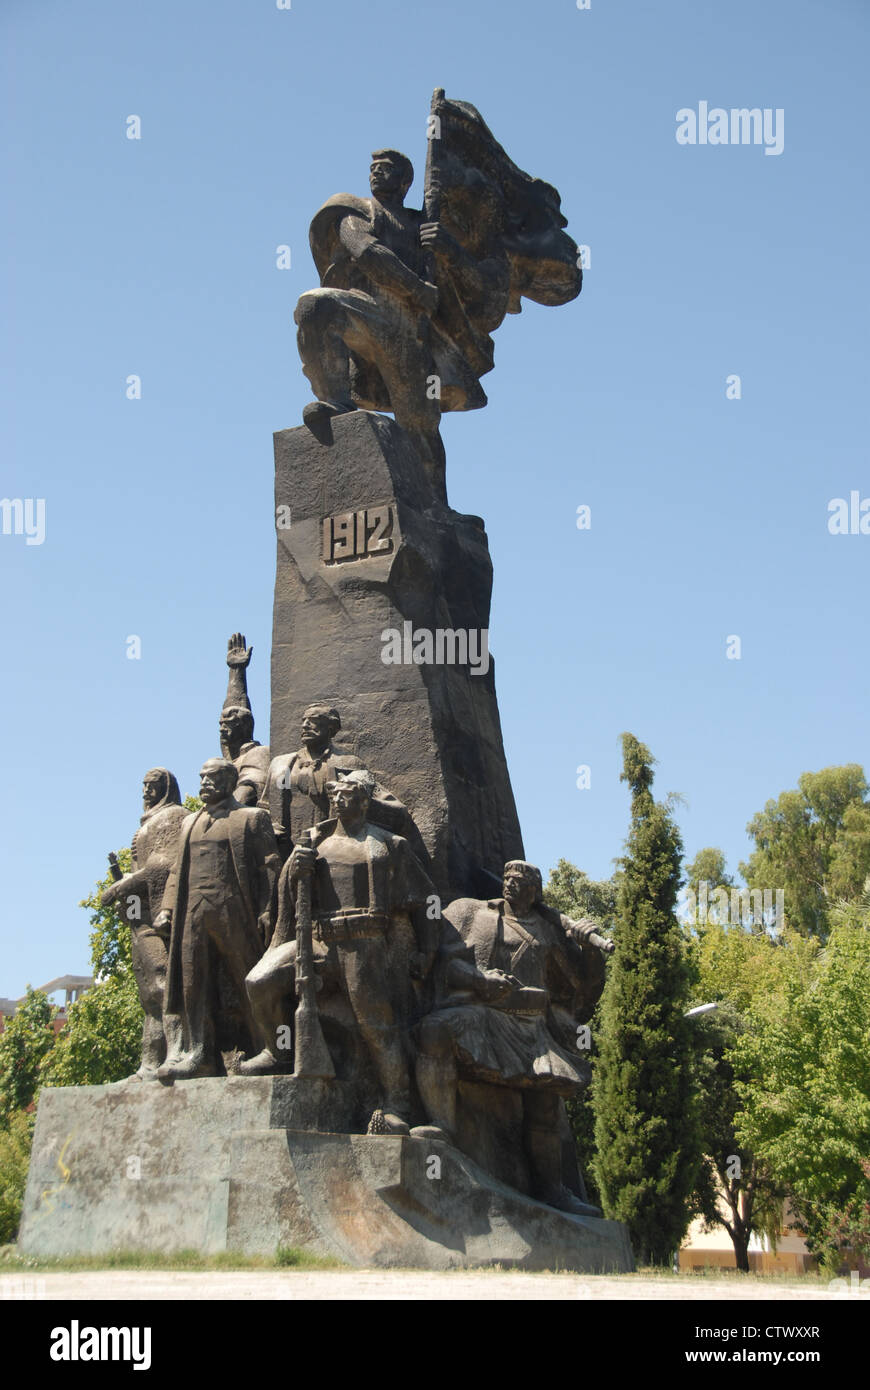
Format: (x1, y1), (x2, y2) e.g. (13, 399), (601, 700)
(2, 0), (868, 996)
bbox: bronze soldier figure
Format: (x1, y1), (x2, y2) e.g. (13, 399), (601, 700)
(242, 770), (436, 1136)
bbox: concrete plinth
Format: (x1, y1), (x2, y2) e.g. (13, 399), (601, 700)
(19, 1078), (634, 1273)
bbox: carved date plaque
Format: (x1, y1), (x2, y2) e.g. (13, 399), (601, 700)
(322, 504), (395, 563)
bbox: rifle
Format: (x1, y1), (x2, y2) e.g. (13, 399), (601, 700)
(293, 830), (335, 1080)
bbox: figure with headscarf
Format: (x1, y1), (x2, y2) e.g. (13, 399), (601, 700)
(411, 860), (614, 1216)
(101, 768), (189, 1080)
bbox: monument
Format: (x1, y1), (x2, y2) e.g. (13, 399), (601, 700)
(19, 91), (633, 1272)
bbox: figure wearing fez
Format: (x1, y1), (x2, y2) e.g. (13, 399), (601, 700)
(100, 768), (188, 1081)
(219, 632), (271, 806)
(154, 758), (280, 1080)
(411, 860), (614, 1216)
(242, 770), (436, 1137)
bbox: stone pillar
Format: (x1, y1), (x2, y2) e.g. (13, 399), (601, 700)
(270, 411), (523, 898)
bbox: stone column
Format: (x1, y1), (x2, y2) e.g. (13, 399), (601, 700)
(270, 411), (523, 898)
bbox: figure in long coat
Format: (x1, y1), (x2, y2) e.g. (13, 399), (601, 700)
(100, 767), (188, 1080)
(154, 758), (279, 1080)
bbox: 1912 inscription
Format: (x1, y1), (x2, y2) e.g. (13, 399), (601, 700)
(323, 505), (394, 563)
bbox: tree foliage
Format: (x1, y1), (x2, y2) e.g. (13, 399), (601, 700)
(544, 859), (620, 931)
(40, 851), (144, 1091)
(689, 995), (784, 1269)
(740, 765), (870, 939)
(0, 1110), (34, 1245)
(0, 988), (56, 1126)
(685, 847), (734, 899)
(592, 734), (701, 1265)
(731, 887), (870, 1264)
(543, 860), (620, 1206)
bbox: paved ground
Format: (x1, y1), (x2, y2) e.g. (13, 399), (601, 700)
(0, 1270), (842, 1300)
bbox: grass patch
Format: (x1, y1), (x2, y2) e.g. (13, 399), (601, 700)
(632, 1264), (828, 1287)
(0, 1243), (829, 1284)
(0, 1243), (344, 1272)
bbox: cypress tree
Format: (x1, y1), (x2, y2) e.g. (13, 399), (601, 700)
(592, 733), (700, 1265)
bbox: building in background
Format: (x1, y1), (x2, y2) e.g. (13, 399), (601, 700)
(680, 1202), (814, 1274)
(0, 976), (93, 1036)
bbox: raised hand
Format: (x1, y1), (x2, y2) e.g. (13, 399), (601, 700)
(226, 633), (253, 669)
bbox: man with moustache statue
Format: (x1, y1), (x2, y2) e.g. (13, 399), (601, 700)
(154, 758), (280, 1080)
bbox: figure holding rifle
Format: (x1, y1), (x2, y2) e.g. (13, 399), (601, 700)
(242, 771), (437, 1136)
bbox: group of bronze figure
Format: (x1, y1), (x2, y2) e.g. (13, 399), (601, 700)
(101, 96), (603, 1217)
(103, 636), (613, 1217)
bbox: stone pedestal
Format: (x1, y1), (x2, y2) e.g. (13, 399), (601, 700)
(270, 411), (524, 898)
(18, 1079), (634, 1273)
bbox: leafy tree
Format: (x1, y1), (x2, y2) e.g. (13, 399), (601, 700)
(86, 846), (134, 978)
(544, 860), (620, 931)
(40, 851), (143, 1091)
(0, 988), (56, 1125)
(592, 734), (700, 1265)
(732, 887), (870, 1264)
(543, 860), (620, 1207)
(686, 912), (789, 1015)
(740, 765), (870, 939)
(40, 974), (142, 1089)
(685, 847), (734, 899)
(812, 1159), (870, 1272)
(690, 997), (784, 1270)
(0, 1110), (34, 1244)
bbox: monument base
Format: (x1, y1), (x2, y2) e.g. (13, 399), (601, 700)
(19, 1078), (634, 1273)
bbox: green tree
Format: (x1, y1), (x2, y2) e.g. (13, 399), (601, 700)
(0, 1111), (34, 1244)
(690, 997), (784, 1271)
(732, 888), (870, 1265)
(592, 734), (700, 1265)
(685, 847), (734, 899)
(87, 847), (134, 977)
(40, 975), (142, 1089)
(686, 911), (789, 1015)
(543, 860), (620, 1207)
(544, 859), (620, 931)
(0, 987), (56, 1125)
(740, 765), (870, 939)
(40, 851), (143, 1091)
